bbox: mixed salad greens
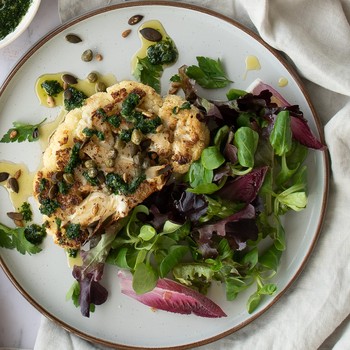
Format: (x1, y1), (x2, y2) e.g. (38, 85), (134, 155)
(0, 53), (325, 318)
(65, 58), (325, 318)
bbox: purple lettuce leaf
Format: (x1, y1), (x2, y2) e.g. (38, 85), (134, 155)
(248, 80), (326, 150)
(71, 224), (122, 317)
(196, 204), (258, 255)
(118, 270), (226, 318)
(216, 166), (269, 204)
(174, 190), (208, 223)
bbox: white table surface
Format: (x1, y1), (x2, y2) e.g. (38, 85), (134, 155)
(0, 1), (61, 348)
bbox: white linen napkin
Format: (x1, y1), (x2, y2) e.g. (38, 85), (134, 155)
(35, 0), (350, 349)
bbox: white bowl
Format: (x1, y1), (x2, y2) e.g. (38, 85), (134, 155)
(0, 0), (41, 49)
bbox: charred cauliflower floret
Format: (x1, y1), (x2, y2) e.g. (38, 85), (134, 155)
(33, 81), (209, 250)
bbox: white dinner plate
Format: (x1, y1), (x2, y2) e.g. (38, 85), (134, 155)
(0, 2), (329, 349)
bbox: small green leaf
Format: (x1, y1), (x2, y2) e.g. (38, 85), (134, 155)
(201, 146), (225, 170)
(259, 245), (282, 272)
(0, 118), (47, 143)
(234, 127), (259, 168)
(159, 245), (189, 278)
(258, 283), (277, 295)
(139, 225), (156, 241)
(186, 160), (213, 188)
(241, 247), (258, 270)
(247, 291), (262, 313)
(134, 57), (163, 93)
(133, 262), (158, 294)
(186, 57), (232, 89)
(226, 88), (247, 100)
(270, 111), (292, 156)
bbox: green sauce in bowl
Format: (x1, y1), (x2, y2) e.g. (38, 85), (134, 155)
(0, 0), (33, 40)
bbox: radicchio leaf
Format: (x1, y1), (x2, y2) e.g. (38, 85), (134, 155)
(248, 79), (326, 150)
(216, 166), (268, 203)
(118, 270), (226, 318)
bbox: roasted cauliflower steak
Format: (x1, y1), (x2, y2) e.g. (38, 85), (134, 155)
(33, 81), (209, 249)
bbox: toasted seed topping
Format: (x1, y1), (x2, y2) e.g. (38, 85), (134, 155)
(62, 74), (78, 85)
(0, 172), (10, 182)
(7, 212), (24, 221)
(65, 34), (82, 43)
(122, 29), (132, 38)
(128, 15), (143, 25)
(139, 27), (162, 42)
(8, 177), (19, 193)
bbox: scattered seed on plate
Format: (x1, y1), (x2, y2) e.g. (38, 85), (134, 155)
(122, 29), (132, 38)
(128, 14), (143, 25)
(8, 177), (19, 193)
(64, 89), (73, 100)
(139, 28), (162, 42)
(65, 33), (82, 43)
(95, 53), (103, 61)
(32, 127), (39, 139)
(0, 172), (9, 182)
(7, 212), (24, 221)
(62, 73), (78, 85)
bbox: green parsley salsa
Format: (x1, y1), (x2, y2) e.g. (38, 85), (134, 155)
(0, 0), (33, 40)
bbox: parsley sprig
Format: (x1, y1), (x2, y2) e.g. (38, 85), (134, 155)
(186, 56), (233, 89)
(0, 222), (42, 255)
(0, 118), (47, 143)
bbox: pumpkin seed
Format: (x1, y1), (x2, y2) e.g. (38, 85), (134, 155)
(65, 34), (82, 43)
(87, 72), (98, 83)
(64, 89), (73, 100)
(7, 212), (24, 221)
(14, 219), (24, 227)
(128, 15), (143, 25)
(32, 127), (39, 139)
(139, 27), (162, 42)
(81, 49), (93, 62)
(62, 73), (78, 85)
(8, 177), (19, 193)
(0, 172), (9, 182)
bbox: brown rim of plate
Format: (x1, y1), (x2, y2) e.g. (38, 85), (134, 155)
(0, 1), (330, 349)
